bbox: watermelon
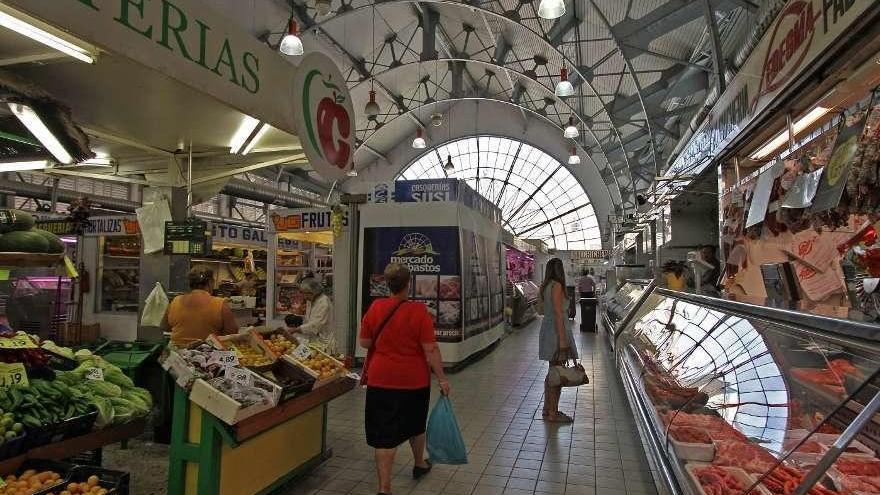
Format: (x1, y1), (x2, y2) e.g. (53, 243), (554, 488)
(33, 229), (65, 253)
(0, 210), (35, 234)
(0, 230), (50, 253)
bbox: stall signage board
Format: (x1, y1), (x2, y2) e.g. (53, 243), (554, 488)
(667, 0), (876, 176)
(362, 226), (463, 342)
(291, 53), (356, 182)
(395, 179), (459, 203)
(0, 363), (28, 388)
(210, 223), (267, 247)
(3, 0), (298, 134)
(164, 220), (210, 255)
(35, 216), (139, 237)
(569, 250), (612, 260)
(269, 208), (347, 233)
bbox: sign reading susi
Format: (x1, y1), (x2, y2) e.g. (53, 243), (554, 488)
(291, 53), (355, 182)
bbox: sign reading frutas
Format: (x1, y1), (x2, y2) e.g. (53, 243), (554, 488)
(291, 53), (355, 182)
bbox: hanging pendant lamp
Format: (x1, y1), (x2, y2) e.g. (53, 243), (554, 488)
(568, 147), (580, 165)
(555, 67), (574, 97)
(538, 0), (565, 20)
(444, 155), (454, 172)
(412, 128), (426, 149)
(347, 167), (358, 177)
(279, 19), (304, 56)
(431, 112), (443, 127)
(563, 116), (579, 139)
(364, 90), (380, 118)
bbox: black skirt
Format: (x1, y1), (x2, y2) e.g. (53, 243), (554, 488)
(365, 386), (430, 449)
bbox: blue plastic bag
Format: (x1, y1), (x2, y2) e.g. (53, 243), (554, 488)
(426, 396), (468, 465)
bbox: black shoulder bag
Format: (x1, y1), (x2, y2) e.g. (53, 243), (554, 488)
(360, 301), (405, 387)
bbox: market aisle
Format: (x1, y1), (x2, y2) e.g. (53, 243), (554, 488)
(283, 316), (658, 495)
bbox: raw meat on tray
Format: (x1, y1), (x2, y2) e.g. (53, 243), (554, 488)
(713, 441), (777, 474)
(835, 459), (880, 477)
(761, 465), (841, 495)
(689, 465), (764, 495)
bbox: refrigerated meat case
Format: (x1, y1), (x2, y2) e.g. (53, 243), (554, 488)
(615, 287), (880, 495)
(510, 281), (539, 326)
(600, 279), (653, 351)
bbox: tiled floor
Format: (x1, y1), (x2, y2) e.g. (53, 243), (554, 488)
(282, 317), (658, 495)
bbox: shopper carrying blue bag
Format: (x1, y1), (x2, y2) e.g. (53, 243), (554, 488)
(426, 396), (468, 465)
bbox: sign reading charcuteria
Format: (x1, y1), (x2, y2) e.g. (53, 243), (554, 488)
(291, 53), (356, 182)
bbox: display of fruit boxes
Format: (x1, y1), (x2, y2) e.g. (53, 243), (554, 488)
(251, 328), (300, 357)
(285, 347), (346, 389)
(209, 333), (276, 369)
(189, 368), (282, 425)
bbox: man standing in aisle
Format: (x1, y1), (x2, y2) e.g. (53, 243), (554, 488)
(577, 269), (596, 300)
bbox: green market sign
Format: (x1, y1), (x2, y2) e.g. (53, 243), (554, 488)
(4, 0), (297, 133)
(291, 53), (355, 182)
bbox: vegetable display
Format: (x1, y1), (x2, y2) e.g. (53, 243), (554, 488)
(0, 210), (64, 253)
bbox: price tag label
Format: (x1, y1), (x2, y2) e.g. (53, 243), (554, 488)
(292, 343), (312, 361)
(225, 367), (253, 388)
(231, 391), (247, 403)
(0, 335), (37, 349)
(85, 367), (104, 381)
(0, 269), (9, 282)
(0, 363), (28, 388)
(209, 350), (239, 367)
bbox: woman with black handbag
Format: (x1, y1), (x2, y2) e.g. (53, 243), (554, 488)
(539, 258), (581, 423)
(359, 263), (450, 495)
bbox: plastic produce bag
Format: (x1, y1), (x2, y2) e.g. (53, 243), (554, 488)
(426, 396), (468, 465)
(136, 197), (172, 254)
(141, 282), (169, 327)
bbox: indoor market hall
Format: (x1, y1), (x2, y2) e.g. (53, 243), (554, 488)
(287, 314), (657, 495)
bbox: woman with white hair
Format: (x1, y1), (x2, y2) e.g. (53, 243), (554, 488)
(291, 277), (336, 353)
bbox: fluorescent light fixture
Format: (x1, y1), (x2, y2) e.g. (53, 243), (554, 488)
(78, 157), (113, 167)
(537, 0), (565, 19)
(8, 103), (74, 164)
(750, 106), (830, 160)
(229, 115), (261, 154)
(279, 19), (304, 56)
(242, 123), (270, 155)
(0, 8), (95, 64)
(0, 160), (50, 172)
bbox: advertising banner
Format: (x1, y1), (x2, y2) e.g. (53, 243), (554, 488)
(210, 223), (267, 247)
(668, 0), (876, 176)
(362, 227), (463, 342)
(811, 112), (869, 212)
(460, 229), (504, 338)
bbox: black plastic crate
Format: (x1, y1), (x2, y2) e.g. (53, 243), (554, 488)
(23, 410), (97, 450)
(261, 360), (316, 401)
(64, 448), (102, 467)
(8, 459), (74, 494)
(65, 465), (130, 495)
(0, 430), (26, 461)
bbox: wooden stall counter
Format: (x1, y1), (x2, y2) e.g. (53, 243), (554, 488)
(168, 377), (357, 495)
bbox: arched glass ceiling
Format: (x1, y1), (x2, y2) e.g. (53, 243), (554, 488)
(399, 136), (601, 250)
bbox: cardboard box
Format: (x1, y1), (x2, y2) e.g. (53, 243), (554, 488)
(189, 368), (282, 425)
(210, 333), (277, 368)
(284, 347), (346, 389)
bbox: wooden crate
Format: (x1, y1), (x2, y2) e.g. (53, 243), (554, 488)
(57, 323), (100, 346)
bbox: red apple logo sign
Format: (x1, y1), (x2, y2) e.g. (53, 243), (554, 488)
(293, 53), (355, 181)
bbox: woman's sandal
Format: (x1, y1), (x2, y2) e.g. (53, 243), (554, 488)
(543, 412), (573, 423)
(413, 460), (432, 479)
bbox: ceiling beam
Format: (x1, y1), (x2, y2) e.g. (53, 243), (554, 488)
(702, 0), (727, 93)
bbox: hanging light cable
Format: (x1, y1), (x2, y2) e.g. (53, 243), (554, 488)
(364, 7), (380, 119)
(563, 115), (579, 139)
(555, 67), (574, 97)
(279, 18), (303, 56)
(538, 0), (565, 20)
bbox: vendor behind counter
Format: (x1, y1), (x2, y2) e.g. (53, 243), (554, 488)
(163, 268), (238, 347)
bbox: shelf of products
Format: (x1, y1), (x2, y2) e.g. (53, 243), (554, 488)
(97, 236), (140, 313)
(601, 279), (654, 350)
(615, 285), (880, 495)
(510, 281), (538, 327)
(274, 241), (333, 317)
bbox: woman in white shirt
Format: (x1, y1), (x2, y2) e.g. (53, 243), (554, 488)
(291, 278), (336, 354)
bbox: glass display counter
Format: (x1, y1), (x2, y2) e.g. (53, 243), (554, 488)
(601, 279), (653, 350)
(510, 281), (539, 327)
(616, 288), (880, 495)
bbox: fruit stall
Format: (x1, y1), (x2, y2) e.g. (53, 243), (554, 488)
(614, 284), (880, 495)
(162, 328), (356, 495)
